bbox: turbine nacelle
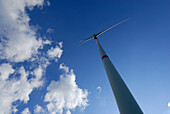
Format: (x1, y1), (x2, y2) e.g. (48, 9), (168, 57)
(93, 34), (97, 39)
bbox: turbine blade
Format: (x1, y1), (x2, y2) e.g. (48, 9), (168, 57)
(76, 36), (94, 47)
(96, 18), (130, 37)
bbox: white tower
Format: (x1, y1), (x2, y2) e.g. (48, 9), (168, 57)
(79, 19), (143, 114)
(94, 36), (143, 114)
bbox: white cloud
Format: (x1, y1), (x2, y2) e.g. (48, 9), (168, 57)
(168, 102), (170, 107)
(34, 105), (45, 114)
(43, 40), (52, 45)
(0, 1), (64, 112)
(34, 66), (43, 80)
(47, 1), (51, 6)
(97, 86), (102, 94)
(0, 0), (50, 112)
(47, 42), (63, 62)
(0, 1), (88, 114)
(0, 64), (44, 113)
(0, 0), (44, 62)
(21, 108), (31, 114)
(47, 28), (53, 33)
(0, 63), (14, 81)
(44, 63), (88, 114)
(66, 110), (71, 114)
(0, 50), (61, 113)
(12, 106), (18, 113)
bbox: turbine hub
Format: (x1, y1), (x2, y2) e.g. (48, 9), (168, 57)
(93, 34), (97, 39)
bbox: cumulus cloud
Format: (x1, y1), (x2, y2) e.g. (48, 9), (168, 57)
(97, 86), (102, 94)
(44, 64), (88, 114)
(0, 0), (63, 111)
(0, 63), (14, 81)
(21, 108), (31, 114)
(0, 47), (63, 113)
(168, 102), (170, 107)
(0, 0), (88, 114)
(47, 42), (63, 62)
(0, 65), (44, 113)
(43, 40), (52, 45)
(47, 1), (51, 6)
(0, 1), (63, 111)
(66, 110), (71, 114)
(0, 0), (51, 112)
(12, 106), (18, 113)
(34, 105), (45, 114)
(34, 66), (43, 80)
(0, 0), (44, 62)
(47, 28), (53, 33)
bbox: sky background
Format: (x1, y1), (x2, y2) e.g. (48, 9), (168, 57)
(0, 0), (170, 114)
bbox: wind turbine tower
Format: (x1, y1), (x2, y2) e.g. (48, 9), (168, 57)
(79, 19), (143, 114)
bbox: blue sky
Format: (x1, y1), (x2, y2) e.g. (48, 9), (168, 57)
(0, 0), (170, 114)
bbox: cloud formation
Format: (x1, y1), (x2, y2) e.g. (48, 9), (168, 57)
(0, 64), (45, 113)
(0, 0), (63, 113)
(44, 64), (88, 114)
(21, 108), (31, 114)
(0, 63), (14, 81)
(47, 28), (54, 33)
(0, 0), (88, 114)
(0, 0), (44, 62)
(0, 45), (63, 113)
(34, 105), (45, 114)
(97, 86), (102, 94)
(47, 42), (63, 62)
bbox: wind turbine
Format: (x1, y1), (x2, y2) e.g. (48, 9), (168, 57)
(79, 19), (143, 114)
